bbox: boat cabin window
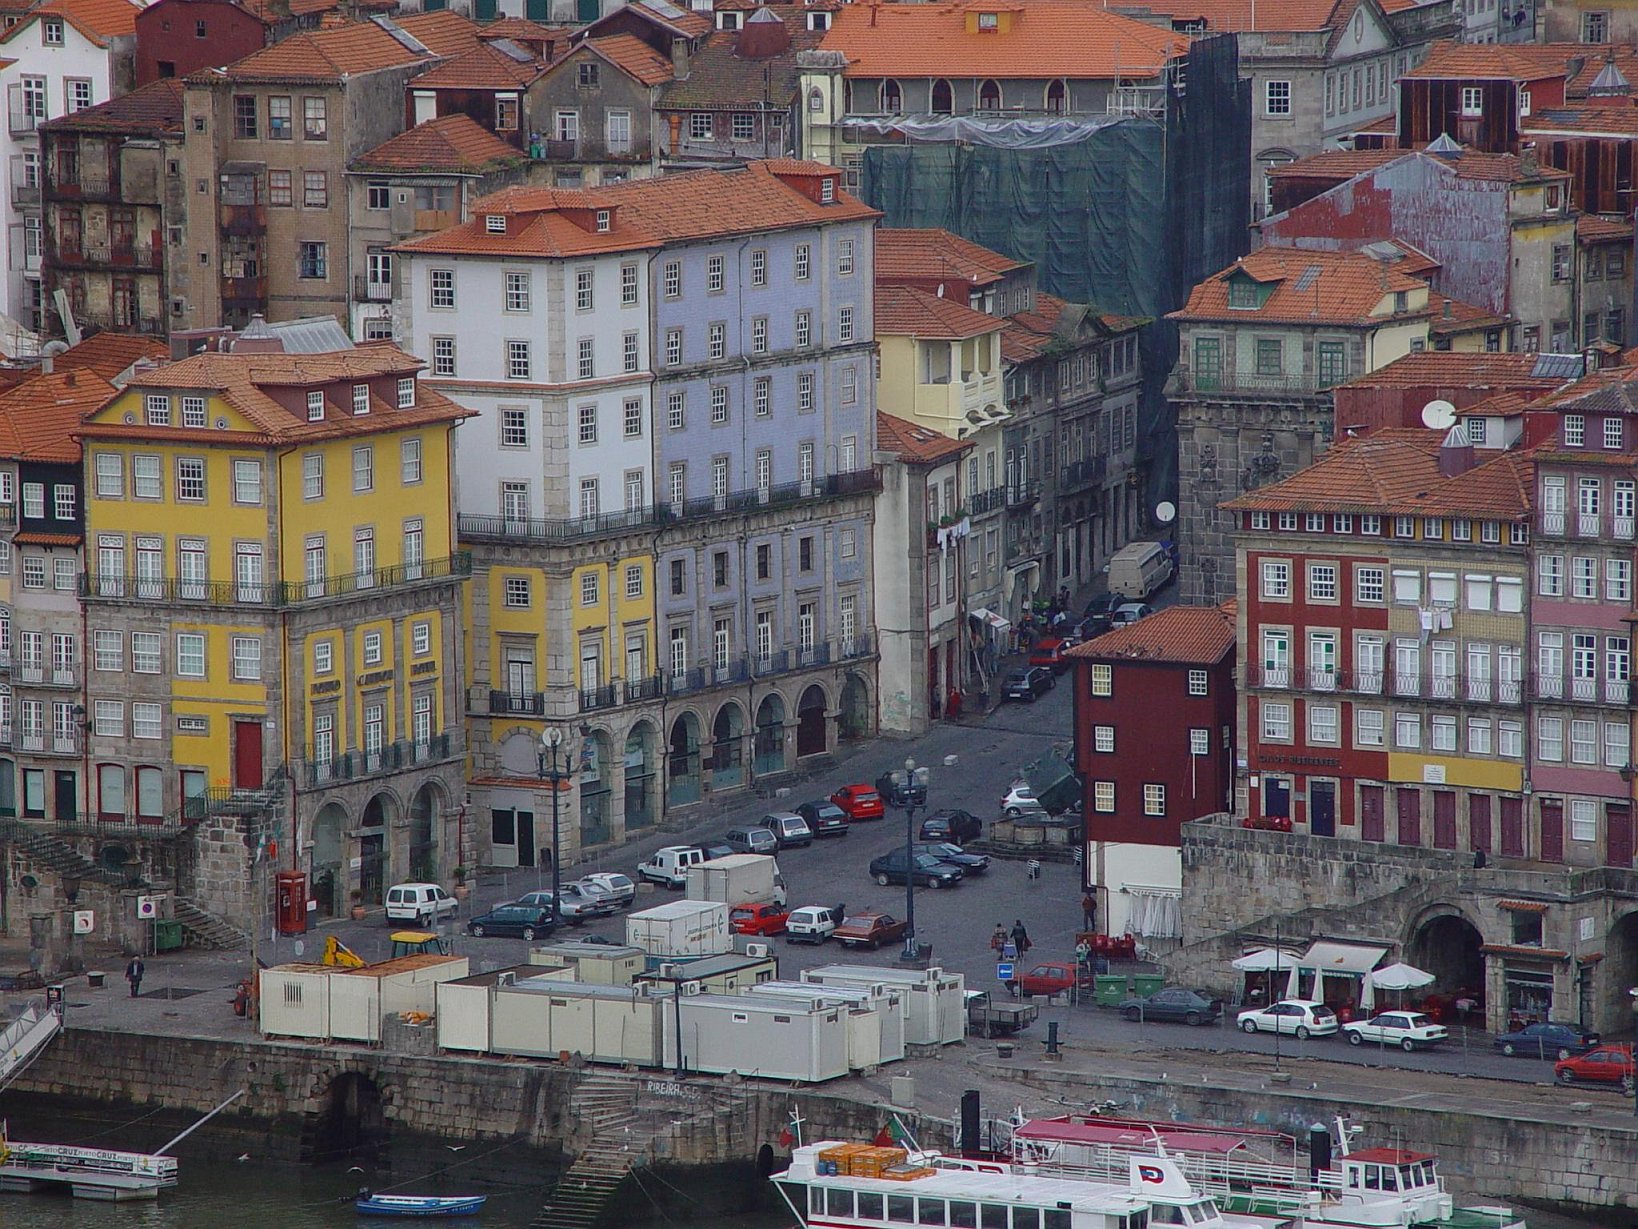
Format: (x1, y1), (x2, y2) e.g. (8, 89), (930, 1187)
(889, 1193), (916, 1223)
(919, 1198), (947, 1225)
(1381, 1167), (1399, 1192)
(810, 1187), (824, 1214)
(1361, 1164), (1379, 1190)
(1044, 1211), (1071, 1229)
(1015, 1210), (1041, 1229)
(950, 1200), (978, 1228)
(858, 1192), (885, 1220)
(1153, 1206), (1188, 1225)
(1399, 1164), (1428, 1190)
(826, 1189), (856, 1217)
(981, 1203), (1010, 1229)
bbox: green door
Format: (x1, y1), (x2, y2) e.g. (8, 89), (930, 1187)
(576, 0), (600, 20)
(1192, 336), (1221, 391)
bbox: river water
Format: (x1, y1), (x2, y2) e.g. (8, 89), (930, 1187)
(0, 1098), (1612, 1229)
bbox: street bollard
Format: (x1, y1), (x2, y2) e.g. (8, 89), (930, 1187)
(1026, 860), (1041, 881)
(1046, 1021), (1060, 1054)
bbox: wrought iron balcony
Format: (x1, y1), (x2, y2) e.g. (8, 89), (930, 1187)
(81, 553), (471, 607)
(489, 689), (545, 716)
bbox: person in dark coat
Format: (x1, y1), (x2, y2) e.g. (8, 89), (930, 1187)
(1081, 892), (1098, 932)
(1010, 919), (1031, 955)
(124, 954), (144, 998)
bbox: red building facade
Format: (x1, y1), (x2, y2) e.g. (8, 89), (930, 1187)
(135, 0), (273, 87)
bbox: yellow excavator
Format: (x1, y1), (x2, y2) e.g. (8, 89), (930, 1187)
(321, 936), (366, 968)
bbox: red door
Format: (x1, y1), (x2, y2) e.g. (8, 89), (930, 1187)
(1360, 785), (1385, 842)
(1469, 795), (1492, 854)
(1539, 800), (1564, 863)
(233, 721), (264, 789)
(1396, 787), (1422, 846)
(1608, 804), (1634, 869)
(1500, 796), (1525, 856)
(1432, 791), (1457, 849)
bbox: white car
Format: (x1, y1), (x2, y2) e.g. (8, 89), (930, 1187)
(1110, 602), (1155, 627)
(1001, 784), (1047, 818)
(577, 872), (637, 910)
(384, 882), (458, 925)
(785, 905), (839, 945)
(1342, 1011), (1448, 1051)
(1237, 999), (1339, 1039)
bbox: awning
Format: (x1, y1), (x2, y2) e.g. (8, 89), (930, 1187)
(1232, 947), (1302, 972)
(1368, 961), (1434, 991)
(1297, 940), (1388, 976)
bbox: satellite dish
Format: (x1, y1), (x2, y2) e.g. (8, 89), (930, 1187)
(1155, 500), (1177, 525)
(1421, 399), (1457, 429)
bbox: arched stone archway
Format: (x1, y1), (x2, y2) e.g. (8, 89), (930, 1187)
(1407, 909), (1484, 1003)
(408, 781), (445, 882)
(753, 693), (787, 777)
(358, 792), (399, 905)
(1603, 909), (1638, 1034)
(710, 703), (745, 791)
(303, 1071), (387, 1164)
(668, 712), (702, 807)
(796, 684), (828, 757)
(311, 801), (347, 917)
(580, 730), (613, 848)
(840, 673), (871, 741)
(624, 722), (658, 830)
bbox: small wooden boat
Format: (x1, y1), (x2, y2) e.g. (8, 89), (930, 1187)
(355, 1192), (486, 1217)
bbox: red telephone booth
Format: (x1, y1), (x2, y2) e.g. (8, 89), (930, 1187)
(276, 871), (308, 936)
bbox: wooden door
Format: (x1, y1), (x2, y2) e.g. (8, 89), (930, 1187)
(1396, 787), (1421, 846)
(1360, 785), (1385, 842)
(1539, 799), (1564, 863)
(1310, 780), (1336, 837)
(1432, 791), (1457, 849)
(233, 721), (264, 789)
(1500, 796), (1525, 857)
(1469, 794), (1492, 854)
(1608, 804), (1633, 868)
(1264, 777), (1290, 819)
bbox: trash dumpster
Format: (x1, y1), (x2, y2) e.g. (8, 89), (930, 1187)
(153, 919), (184, 952)
(1132, 973), (1165, 999)
(1094, 975), (1130, 1007)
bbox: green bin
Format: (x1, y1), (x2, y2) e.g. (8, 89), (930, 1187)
(1132, 973), (1165, 999)
(153, 919), (184, 952)
(1094, 975), (1131, 1007)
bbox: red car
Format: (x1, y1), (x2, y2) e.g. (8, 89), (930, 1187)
(1013, 961), (1081, 998)
(729, 902), (789, 936)
(1028, 637), (1077, 673)
(830, 784), (885, 821)
(833, 911), (909, 950)
(1554, 1043), (1635, 1091)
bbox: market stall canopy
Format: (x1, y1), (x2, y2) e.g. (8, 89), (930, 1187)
(1297, 940), (1389, 975)
(1231, 947), (1301, 972)
(1367, 962), (1434, 991)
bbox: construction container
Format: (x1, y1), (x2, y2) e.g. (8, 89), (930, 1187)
(665, 991), (850, 1083)
(683, 854), (787, 908)
(625, 900), (732, 959)
(635, 949), (778, 995)
(257, 963), (332, 1039)
(801, 965), (965, 1046)
(490, 979), (666, 1066)
(436, 965), (557, 1053)
(530, 941), (643, 986)
(747, 980), (908, 1068)
(328, 955), (470, 1043)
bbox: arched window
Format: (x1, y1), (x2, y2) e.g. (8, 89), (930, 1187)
(931, 79), (953, 114)
(135, 766), (163, 820)
(978, 79), (1001, 110)
(97, 763), (125, 819)
(880, 79), (902, 113)
(808, 87), (824, 112)
(1045, 79), (1067, 113)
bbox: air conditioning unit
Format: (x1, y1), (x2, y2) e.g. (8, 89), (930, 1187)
(658, 962), (680, 978)
(745, 942), (770, 959)
(682, 980), (703, 996)
(136, 895), (159, 920)
(497, 971), (515, 987)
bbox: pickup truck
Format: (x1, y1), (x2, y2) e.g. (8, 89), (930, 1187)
(966, 990), (1038, 1038)
(729, 901), (789, 936)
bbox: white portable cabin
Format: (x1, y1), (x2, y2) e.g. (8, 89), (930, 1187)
(747, 979), (908, 1067)
(625, 900), (732, 958)
(529, 942), (645, 986)
(258, 963), (332, 1039)
(666, 992), (850, 1083)
(490, 978), (666, 1065)
(436, 965), (565, 1053)
(801, 964), (966, 1045)
(328, 954), (470, 1043)
(634, 949), (778, 995)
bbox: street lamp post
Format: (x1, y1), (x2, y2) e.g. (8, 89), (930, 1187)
(538, 728), (567, 921)
(901, 756), (921, 963)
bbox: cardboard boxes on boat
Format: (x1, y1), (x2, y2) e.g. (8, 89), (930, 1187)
(817, 1145), (908, 1178)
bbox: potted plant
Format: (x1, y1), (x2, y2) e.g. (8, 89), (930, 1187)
(451, 866), (470, 901)
(349, 889), (365, 921)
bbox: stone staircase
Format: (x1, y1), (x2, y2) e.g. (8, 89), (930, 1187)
(171, 897), (250, 951)
(530, 1074), (647, 1229)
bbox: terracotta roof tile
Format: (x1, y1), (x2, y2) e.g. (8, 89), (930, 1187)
(206, 17), (463, 81)
(595, 159), (878, 239)
(1525, 104), (1638, 136)
(876, 411), (972, 464)
(410, 40), (544, 89)
(1224, 428), (1536, 518)
(394, 10), (484, 56)
(875, 228), (1028, 288)
(658, 15), (824, 110)
(1170, 247), (1432, 327)
(479, 16), (571, 43)
(1427, 295), (1511, 336)
(875, 284), (1002, 339)
(397, 185), (659, 258)
(6, 0), (140, 46)
(1531, 364), (1638, 413)
(1068, 603), (1236, 666)
(40, 78), (183, 135)
(55, 332), (168, 379)
(821, 0), (1184, 81)
(621, 0), (711, 37)
(583, 33), (674, 87)
(354, 112), (526, 174)
(1579, 213), (1638, 244)
(1402, 40), (1572, 82)
(1337, 350), (1564, 390)
(0, 369), (119, 463)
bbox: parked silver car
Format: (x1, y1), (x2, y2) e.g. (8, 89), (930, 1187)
(724, 824), (779, 855)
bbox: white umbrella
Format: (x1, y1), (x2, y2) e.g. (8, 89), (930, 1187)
(1368, 962), (1434, 991)
(1232, 948), (1300, 972)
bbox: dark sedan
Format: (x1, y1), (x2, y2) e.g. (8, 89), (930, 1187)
(913, 841), (989, 875)
(1494, 1021), (1601, 1060)
(920, 809), (982, 843)
(793, 800), (851, 838)
(1003, 667), (1054, 702)
(869, 849), (964, 888)
(1118, 987), (1224, 1026)
(1080, 593), (1123, 638)
(466, 903), (556, 941)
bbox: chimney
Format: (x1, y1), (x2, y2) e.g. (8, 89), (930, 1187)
(1443, 298), (1453, 318)
(1438, 423), (1477, 477)
(64, 371), (76, 387)
(41, 354), (52, 374)
(671, 36), (690, 80)
(1520, 144), (1539, 177)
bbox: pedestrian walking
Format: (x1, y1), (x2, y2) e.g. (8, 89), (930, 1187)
(124, 954), (144, 998)
(1081, 891), (1098, 932)
(990, 923), (1007, 954)
(1010, 919), (1031, 955)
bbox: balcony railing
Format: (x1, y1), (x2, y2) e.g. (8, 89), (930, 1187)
(1535, 675), (1630, 704)
(8, 108), (41, 135)
(666, 637), (874, 697)
(1061, 457), (1108, 491)
(969, 487), (1006, 516)
(51, 241), (160, 270)
(1542, 510), (1638, 540)
(541, 138), (577, 160)
(1578, 512), (1602, 537)
(1248, 663), (1524, 704)
(1617, 516), (1635, 540)
(1540, 511), (1565, 536)
(81, 553), (470, 607)
(1181, 369), (1324, 397)
(353, 274), (393, 302)
(302, 735), (453, 788)
(579, 683), (617, 712)
(51, 165), (113, 197)
(489, 689), (545, 715)
(1005, 482), (1039, 508)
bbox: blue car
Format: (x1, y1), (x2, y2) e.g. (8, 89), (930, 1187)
(466, 903), (555, 940)
(1493, 1020), (1600, 1060)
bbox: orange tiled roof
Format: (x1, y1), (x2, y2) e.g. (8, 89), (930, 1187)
(354, 112), (525, 173)
(820, 0), (1184, 81)
(55, 332), (168, 379)
(204, 16), (467, 81)
(596, 159), (879, 239)
(621, 0), (711, 38)
(1224, 428), (1536, 518)
(1402, 40), (1572, 82)
(398, 186), (660, 258)
(1579, 213), (1638, 243)
(83, 347), (470, 445)
(4, 0), (140, 46)
(1337, 350), (1565, 390)
(410, 41), (544, 89)
(394, 10), (484, 56)
(1171, 247), (1431, 327)
(1530, 364), (1638, 414)
(583, 33), (674, 87)
(40, 78), (183, 135)
(1068, 603), (1236, 666)
(877, 411), (972, 464)
(875, 228), (1028, 288)
(1426, 295), (1511, 336)
(479, 16), (570, 42)
(0, 369), (118, 463)
(875, 284), (1001, 339)
(1525, 104), (1638, 137)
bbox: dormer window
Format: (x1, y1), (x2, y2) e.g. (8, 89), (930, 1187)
(977, 10), (998, 29)
(1393, 290), (1408, 313)
(397, 377), (415, 409)
(819, 177), (835, 204)
(485, 214), (506, 234)
(352, 383), (370, 416)
(307, 391), (324, 422)
(808, 11), (830, 30)
(596, 209), (611, 233)
(43, 16), (63, 44)
(1227, 279), (1257, 309)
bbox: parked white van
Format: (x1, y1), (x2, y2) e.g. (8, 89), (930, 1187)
(1106, 541), (1174, 599)
(636, 845), (706, 889)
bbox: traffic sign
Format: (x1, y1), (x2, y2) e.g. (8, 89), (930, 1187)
(996, 962), (1014, 981)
